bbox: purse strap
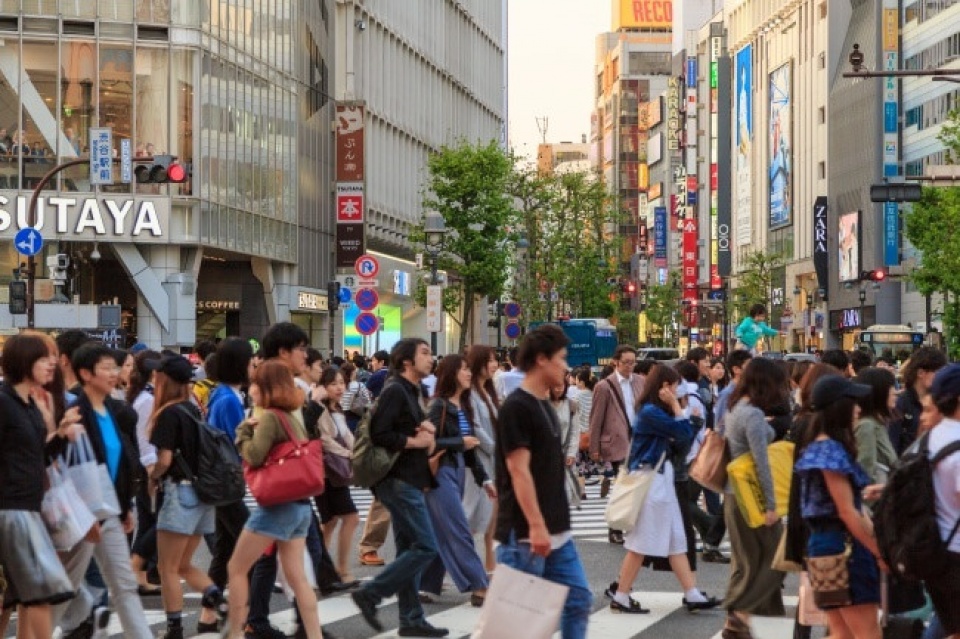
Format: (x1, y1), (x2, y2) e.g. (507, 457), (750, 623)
(268, 408), (305, 450)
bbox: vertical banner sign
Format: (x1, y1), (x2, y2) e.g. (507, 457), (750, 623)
(682, 217), (698, 302)
(735, 45), (753, 246)
(336, 104), (366, 267)
(666, 78), (681, 151)
(654, 206), (668, 267)
(882, 1), (901, 265)
(120, 138), (132, 183)
(90, 127), (113, 186)
(813, 197), (829, 297)
(426, 285), (443, 333)
(769, 62), (793, 229)
(673, 165), (687, 229)
(717, 54), (732, 279)
(709, 36), (721, 290)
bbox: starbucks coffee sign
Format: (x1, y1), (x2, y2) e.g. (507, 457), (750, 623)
(0, 193), (170, 241)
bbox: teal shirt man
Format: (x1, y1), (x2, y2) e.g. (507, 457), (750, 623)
(735, 304), (779, 351)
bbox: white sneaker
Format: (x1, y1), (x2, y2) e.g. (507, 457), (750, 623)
(418, 590), (440, 603)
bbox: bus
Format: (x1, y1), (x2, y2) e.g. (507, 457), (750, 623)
(529, 318), (618, 368)
(855, 324), (925, 360)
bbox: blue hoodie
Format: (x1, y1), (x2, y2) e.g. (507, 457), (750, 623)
(206, 383), (245, 443)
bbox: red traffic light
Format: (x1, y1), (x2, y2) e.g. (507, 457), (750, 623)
(135, 155), (188, 184)
(167, 162), (187, 183)
(860, 269), (887, 282)
(626, 282), (637, 294)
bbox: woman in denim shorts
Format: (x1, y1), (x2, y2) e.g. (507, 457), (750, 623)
(226, 361), (327, 639)
(148, 355), (225, 638)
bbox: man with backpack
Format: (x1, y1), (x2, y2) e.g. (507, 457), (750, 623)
(924, 364), (960, 639)
(351, 338), (447, 638)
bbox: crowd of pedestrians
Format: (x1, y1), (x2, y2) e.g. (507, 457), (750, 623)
(0, 318), (959, 639)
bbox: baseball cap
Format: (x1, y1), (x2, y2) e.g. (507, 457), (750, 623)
(931, 364), (960, 404)
(810, 374), (870, 410)
(145, 354), (195, 384)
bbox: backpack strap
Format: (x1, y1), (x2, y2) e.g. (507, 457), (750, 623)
(171, 404), (204, 483)
(930, 440), (960, 465)
(930, 438), (960, 546)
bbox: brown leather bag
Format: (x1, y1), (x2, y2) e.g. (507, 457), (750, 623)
(806, 542), (853, 608)
(688, 429), (730, 493)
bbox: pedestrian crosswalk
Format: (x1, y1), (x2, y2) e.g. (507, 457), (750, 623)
(100, 589), (800, 638)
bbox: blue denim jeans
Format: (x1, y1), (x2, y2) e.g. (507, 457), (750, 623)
(496, 534), (593, 639)
(360, 477), (438, 629)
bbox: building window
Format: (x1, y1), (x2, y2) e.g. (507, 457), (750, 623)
(819, 2), (827, 19)
(99, 44), (134, 194)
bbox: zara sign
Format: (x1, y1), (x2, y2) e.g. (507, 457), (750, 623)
(0, 193), (169, 241)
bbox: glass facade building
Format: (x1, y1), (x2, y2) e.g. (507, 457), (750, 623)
(0, 0), (335, 346)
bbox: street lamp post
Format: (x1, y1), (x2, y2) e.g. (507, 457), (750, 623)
(424, 211), (447, 356)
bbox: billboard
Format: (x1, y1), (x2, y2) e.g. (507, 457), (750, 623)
(654, 206), (667, 267)
(838, 211), (860, 283)
(769, 62), (792, 229)
(612, 0), (673, 30)
(735, 45), (753, 246)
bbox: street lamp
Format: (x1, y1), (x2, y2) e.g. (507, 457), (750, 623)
(423, 211), (446, 355)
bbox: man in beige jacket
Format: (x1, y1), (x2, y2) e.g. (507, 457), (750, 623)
(589, 345), (644, 544)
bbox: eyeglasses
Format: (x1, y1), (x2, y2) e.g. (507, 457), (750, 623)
(619, 359), (637, 367)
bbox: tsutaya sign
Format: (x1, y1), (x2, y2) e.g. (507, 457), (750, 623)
(0, 193), (170, 241)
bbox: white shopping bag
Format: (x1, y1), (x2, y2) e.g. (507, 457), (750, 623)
(472, 563), (569, 639)
(604, 452), (665, 532)
(66, 433), (120, 520)
(42, 463), (97, 551)
(277, 549), (318, 602)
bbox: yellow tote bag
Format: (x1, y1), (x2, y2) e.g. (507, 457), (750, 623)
(727, 440), (794, 527)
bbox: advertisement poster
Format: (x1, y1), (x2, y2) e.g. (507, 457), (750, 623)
(838, 211), (860, 283)
(735, 45), (753, 246)
(769, 62), (792, 229)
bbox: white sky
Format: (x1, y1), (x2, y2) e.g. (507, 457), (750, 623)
(507, 0), (611, 161)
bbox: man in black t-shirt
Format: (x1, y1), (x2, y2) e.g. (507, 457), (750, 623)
(495, 324), (592, 639)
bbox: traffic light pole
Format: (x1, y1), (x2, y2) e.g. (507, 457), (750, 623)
(25, 156), (159, 329)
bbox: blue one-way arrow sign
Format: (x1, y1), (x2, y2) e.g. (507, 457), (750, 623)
(14, 227), (43, 257)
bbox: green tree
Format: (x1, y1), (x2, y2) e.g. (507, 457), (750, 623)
(903, 107), (960, 359)
(734, 250), (784, 318)
(904, 186), (960, 359)
(643, 270), (681, 345)
(510, 165), (621, 323)
(417, 140), (517, 349)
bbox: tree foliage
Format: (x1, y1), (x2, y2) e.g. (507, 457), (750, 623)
(904, 186), (960, 359)
(642, 270), (681, 345)
(734, 250), (783, 318)
(509, 164), (621, 324)
(417, 140), (517, 349)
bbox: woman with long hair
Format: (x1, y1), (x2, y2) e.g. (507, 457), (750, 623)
(340, 361), (371, 432)
(0, 333), (76, 639)
(227, 361), (327, 639)
(316, 367), (359, 582)
(148, 355), (224, 638)
(127, 349), (163, 595)
(605, 363), (718, 613)
(794, 375), (884, 639)
(420, 355), (495, 606)
(465, 345), (500, 571)
(851, 367), (898, 485)
(721, 357), (789, 639)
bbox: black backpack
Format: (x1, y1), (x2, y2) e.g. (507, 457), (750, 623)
(874, 432), (960, 582)
(173, 404), (246, 506)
